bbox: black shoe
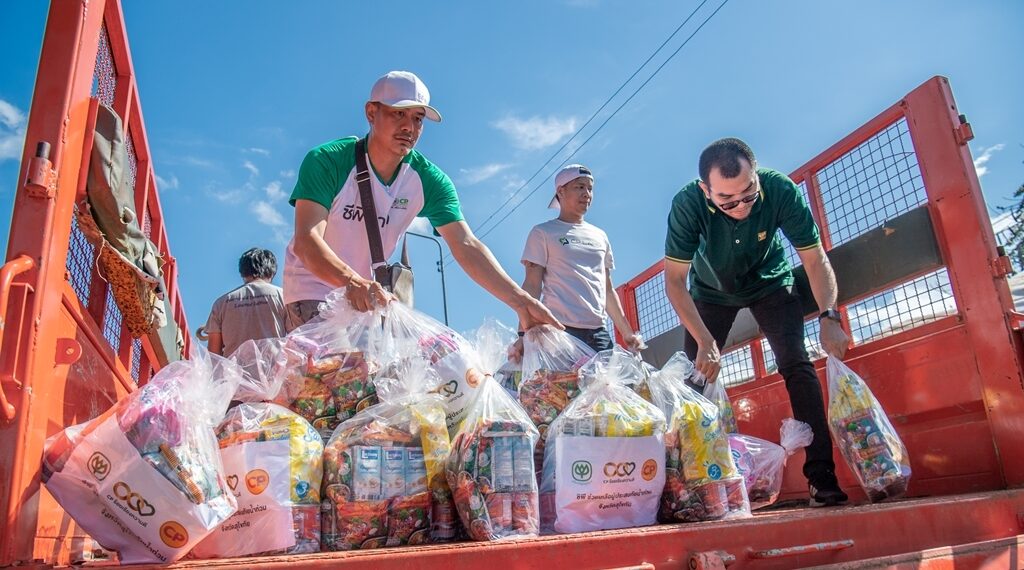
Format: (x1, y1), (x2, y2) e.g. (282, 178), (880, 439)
(808, 474), (849, 507)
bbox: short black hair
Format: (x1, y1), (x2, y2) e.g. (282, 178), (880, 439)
(239, 248), (277, 280)
(699, 138), (756, 184)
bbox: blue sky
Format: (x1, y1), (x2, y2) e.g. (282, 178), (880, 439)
(1, 1), (1022, 340)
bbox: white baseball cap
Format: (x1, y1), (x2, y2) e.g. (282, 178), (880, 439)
(369, 71), (442, 122)
(548, 164), (594, 208)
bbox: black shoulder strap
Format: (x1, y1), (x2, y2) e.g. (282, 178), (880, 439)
(353, 138), (389, 284)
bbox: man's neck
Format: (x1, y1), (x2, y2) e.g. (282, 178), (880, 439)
(558, 212), (584, 224)
(366, 136), (402, 183)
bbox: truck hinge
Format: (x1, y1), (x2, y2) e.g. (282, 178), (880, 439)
(993, 246), (1014, 278)
(1010, 311), (1024, 332)
(24, 141), (57, 199)
(954, 114), (974, 145)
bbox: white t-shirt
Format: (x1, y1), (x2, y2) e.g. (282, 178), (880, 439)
(521, 219), (615, 329)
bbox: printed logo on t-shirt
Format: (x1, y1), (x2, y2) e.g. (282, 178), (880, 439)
(391, 198), (410, 210)
(558, 236), (598, 247)
(341, 203), (390, 228)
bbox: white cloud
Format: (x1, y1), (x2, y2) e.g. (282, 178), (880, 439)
(973, 143), (1005, 178)
(242, 160), (260, 178)
(280, 169), (296, 179)
(492, 115), (577, 151)
(183, 156), (215, 169)
(0, 99), (27, 162)
(407, 217), (432, 234)
(251, 200), (286, 227)
(211, 189), (244, 203)
(459, 163), (512, 186)
(155, 173), (179, 190)
(264, 180), (287, 201)
(246, 147), (270, 156)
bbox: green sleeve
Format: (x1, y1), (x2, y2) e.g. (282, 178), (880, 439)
(289, 137), (357, 210)
(665, 187), (700, 262)
(415, 156), (464, 229)
(770, 170), (820, 250)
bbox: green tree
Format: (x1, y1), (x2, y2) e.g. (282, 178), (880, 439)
(1002, 182), (1024, 271)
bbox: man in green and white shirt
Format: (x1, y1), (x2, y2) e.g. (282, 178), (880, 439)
(664, 137), (851, 507)
(284, 70), (558, 332)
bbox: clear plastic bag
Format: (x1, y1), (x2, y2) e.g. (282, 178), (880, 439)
(274, 291), (384, 439)
(827, 356), (911, 502)
(379, 301), (487, 436)
(192, 339), (325, 559)
(321, 360), (454, 550)
(728, 419), (813, 510)
(41, 347), (242, 564)
(648, 352), (751, 523)
(467, 317), (522, 397)
(541, 347), (667, 533)
(703, 378), (738, 434)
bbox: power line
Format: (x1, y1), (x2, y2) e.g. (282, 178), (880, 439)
(445, 0), (731, 267)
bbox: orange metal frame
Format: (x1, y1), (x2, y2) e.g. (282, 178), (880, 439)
(0, 0), (190, 566)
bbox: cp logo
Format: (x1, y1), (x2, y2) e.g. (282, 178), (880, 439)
(571, 460), (593, 483)
(112, 482), (155, 517)
(604, 462), (636, 477)
(88, 452), (111, 481)
(159, 521), (189, 548)
(641, 459), (659, 481)
(245, 469), (270, 495)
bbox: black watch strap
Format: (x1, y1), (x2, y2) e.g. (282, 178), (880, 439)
(818, 308), (842, 322)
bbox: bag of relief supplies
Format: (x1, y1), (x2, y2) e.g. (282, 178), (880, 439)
(728, 418), (812, 510)
(649, 353), (751, 523)
(379, 301), (487, 436)
(191, 339), (324, 558)
(468, 317), (522, 397)
(320, 359), (453, 550)
(274, 290), (383, 439)
(541, 347), (667, 533)
(702, 377), (738, 434)
(41, 348), (241, 564)
(444, 320), (541, 541)
(826, 356), (911, 502)
(519, 325), (596, 482)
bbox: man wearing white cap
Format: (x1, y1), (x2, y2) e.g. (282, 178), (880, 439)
(283, 71), (560, 332)
(518, 164), (642, 351)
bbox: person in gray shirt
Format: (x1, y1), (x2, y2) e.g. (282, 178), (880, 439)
(205, 248), (287, 356)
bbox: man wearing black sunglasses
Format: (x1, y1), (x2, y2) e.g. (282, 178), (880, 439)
(664, 137), (851, 507)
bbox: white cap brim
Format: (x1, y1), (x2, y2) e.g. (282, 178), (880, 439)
(376, 99), (442, 122)
(548, 195), (559, 209)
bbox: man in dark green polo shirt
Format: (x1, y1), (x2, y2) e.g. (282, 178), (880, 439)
(664, 137), (852, 507)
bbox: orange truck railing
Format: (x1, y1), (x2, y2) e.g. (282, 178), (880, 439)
(0, 0), (190, 565)
(616, 76), (1024, 502)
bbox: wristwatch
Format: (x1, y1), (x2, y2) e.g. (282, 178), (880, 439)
(818, 308), (842, 323)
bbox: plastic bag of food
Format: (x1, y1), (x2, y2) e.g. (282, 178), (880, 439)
(649, 352), (751, 523)
(192, 339), (324, 558)
(274, 291), (384, 439)
(467, 318), (522, 397)
(703, 378), (738, 434)
(540, 347), (667, 533)
(827, 356), (911, 501)
(378, 301), (487, 436)
(321, 360), (453, 550)
(729, 419), (812, 510)
(41, 348), (242, 564)
(519, 325), (596, 482)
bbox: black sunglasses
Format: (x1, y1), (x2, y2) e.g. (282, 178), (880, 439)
(707, 178), (759, 211)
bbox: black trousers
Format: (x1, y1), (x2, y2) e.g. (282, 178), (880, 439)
(682, 286), (836, 482)
(564, 325), (614, 352)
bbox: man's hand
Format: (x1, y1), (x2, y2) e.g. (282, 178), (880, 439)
(695, 339), (722, 383)
(622, 331), (646, 353)
(508, 337), (524, 363)
(515, 296), (563, 331)
(344, 276), (393, 312)
(820, 317), (851, 358)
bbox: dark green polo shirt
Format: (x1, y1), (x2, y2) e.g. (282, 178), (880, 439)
(664, 168), (820, 306)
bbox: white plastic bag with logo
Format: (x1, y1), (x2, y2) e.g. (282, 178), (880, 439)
(649, 352), (751, 523)
(191, 339), (324, 559)
(41, 347), (241, 564)
(379, 301), (486, 436)
(541, 347), (666, 534)
(728, 419), (812, 510)
(827, 356), (911, 502)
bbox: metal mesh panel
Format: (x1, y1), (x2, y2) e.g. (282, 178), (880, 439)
(634, 272), (676, 340)
(102, 288), (124, 353)
(131, 338), (142, 382)
(779, 181), (810, 269)
(92, 25), (117, 106)
(720, 344), (755, 388)
(762, 318), (823, 376)
(846, 268), (956, 344)
(66, 214), (95, 306)
(817, 119), (926, 247)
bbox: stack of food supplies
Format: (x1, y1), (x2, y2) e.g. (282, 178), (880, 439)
(273, 291), (384, 439)
(41, 349), (242, 564)
(541, 347), (667, 533)
(444, 320), (541, 541)
(649, 353), (751, 523)
(519, 325), (596, 483)
(379, 301), (487, 437)
(826, 356), (912, 502)
(191, 339), (324, 558)
(728, 419), (813, 510)
(321, 359), (453, 550)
